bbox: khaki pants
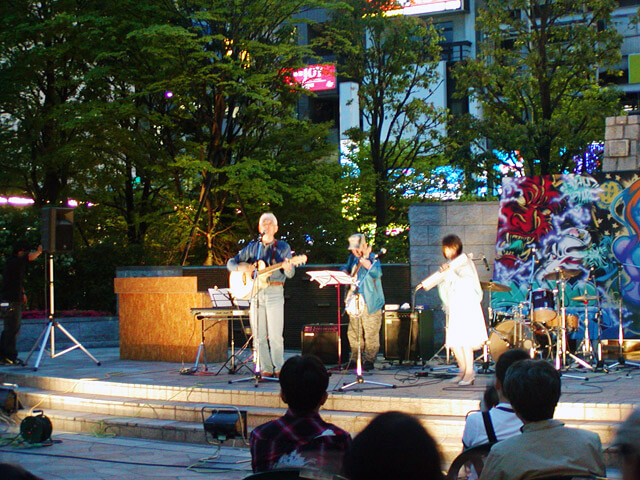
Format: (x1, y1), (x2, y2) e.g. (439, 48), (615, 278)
(347, 305), (382, 363)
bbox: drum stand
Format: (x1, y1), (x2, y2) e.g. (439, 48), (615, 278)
(608, 266), (640, 370)
(554, 279), (591, 374)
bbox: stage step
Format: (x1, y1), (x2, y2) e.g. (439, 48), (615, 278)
(4, 369), (628, 467)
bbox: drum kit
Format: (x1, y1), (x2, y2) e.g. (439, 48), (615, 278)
(483, 268), (601, 369)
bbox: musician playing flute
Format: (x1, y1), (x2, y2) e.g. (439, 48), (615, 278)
(227, 213), (294, 377)
(437, 234), (487, 386)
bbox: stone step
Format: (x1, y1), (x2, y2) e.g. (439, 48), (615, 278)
(18, 387), (467, 440)
(6, 370), (633, 423)
(14, 407), (466, 465)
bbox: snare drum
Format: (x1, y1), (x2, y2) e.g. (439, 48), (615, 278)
(531, 289), (557, 324)
(547, 313), (579, 331)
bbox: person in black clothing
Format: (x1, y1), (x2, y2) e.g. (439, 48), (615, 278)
(0, 240), (42, 365)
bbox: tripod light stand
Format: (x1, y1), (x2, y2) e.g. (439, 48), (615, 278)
(26, 253), (100, 371)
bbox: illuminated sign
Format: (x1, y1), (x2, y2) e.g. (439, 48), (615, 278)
(289, 64), (336, 92)
(379, 0), (464, 16)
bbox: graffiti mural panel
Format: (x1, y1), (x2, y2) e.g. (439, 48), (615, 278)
(493, 172), (640, 339)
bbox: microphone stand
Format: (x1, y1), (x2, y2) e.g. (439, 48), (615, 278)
(338, 251), (395, 392)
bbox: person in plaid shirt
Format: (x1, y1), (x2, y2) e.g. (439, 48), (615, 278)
(250, 355), (352, 473)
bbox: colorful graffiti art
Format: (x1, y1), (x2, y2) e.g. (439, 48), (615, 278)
(493, 172), (640, 339)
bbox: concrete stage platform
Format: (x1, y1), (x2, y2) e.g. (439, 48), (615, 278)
(0, 347), (637, 478)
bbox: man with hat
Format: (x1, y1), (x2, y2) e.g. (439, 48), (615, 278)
(341, 234), (384, 371)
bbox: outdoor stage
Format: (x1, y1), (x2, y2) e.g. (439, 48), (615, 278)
(0, 346), (638, 472)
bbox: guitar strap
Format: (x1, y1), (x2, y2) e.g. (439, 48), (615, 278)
(270, 241), (279, 265)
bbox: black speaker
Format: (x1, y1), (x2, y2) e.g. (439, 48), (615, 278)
(301, 323), (349, 364)
(41, 207), (74, 253)
(383, 309), (434, 362)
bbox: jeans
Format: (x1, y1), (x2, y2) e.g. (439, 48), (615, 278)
(250, 285), (285, 374)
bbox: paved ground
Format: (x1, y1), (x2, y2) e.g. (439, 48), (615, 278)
(0, 347), (635, 479)
(0, 433), (252, 479)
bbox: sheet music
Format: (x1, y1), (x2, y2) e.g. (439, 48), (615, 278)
(208, 287), (249, 308)
(306, 270), (355, 288)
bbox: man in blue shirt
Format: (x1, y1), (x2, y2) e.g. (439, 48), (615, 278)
(342, 234), (384, 371)
(227, 213), (294, 377)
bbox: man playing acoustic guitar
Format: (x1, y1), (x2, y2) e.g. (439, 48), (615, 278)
(227, 213), (296, 378)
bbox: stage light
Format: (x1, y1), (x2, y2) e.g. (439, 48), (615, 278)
(0, 384), (19, 414)
(165, 91), (173, 99)
(201, 406), (247, 444)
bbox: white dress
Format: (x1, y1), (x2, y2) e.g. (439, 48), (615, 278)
(438, 254), (488, 349)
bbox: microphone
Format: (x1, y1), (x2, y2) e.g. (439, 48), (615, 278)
(482, 256), (490, 272)
(374, 248), (387, 260)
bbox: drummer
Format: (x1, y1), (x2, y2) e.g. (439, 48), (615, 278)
(437, 234), (488, 386)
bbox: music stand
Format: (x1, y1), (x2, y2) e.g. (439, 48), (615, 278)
(306, 270), (355, 368)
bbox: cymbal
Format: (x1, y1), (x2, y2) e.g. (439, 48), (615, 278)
(543, 269), (582, 281)
(571, 295), (598, 302)
(480, 281), (511, 293)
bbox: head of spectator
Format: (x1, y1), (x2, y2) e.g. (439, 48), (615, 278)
(503, 359), (561, 424)
(278, 355), (329, 416)
(494, 349), (530, 403)
(342, 411), (444, 480)
(0, 463), (42, 480)
(481, 384), (499, 411)
(613, 408), (640, 480)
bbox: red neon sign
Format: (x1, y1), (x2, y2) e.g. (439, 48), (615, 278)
(289, 64), (336, 92)
(374, 0), (464, 15)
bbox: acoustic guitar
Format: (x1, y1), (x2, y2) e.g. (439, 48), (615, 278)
(229, 255), (308, 300)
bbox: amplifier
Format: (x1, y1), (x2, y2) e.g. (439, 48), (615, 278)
(301, 323), (349, 364)
(383, 309), (433, 362)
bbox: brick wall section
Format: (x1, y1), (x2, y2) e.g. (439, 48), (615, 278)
(408, 202), (500, 345)
(603, 115), (640, 172)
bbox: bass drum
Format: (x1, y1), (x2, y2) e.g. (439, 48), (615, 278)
(489, 320), (553, 362)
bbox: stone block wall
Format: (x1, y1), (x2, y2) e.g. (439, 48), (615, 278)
(408, 202), (500, 345)
(604, 115), (640, 172)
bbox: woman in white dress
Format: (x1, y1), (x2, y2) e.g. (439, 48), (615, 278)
(437, 234), (488, 385)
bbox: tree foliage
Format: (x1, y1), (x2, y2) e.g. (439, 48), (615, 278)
(323, 0), (446, 245)
(454, 0), (622, 176)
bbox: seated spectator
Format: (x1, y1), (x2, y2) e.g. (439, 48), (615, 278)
(463, 348), (530, 449)
(479, 359), (605, 480)
(612, 408), (640, 480)
(342, 411), (444, 480)
(250, 355), (351, 473)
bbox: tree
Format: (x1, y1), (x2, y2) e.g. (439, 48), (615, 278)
(324, 0), (447, 245)
(126, 0), (346, 265)
(0, 1), (108, 206)
(454, 0), (622, 176)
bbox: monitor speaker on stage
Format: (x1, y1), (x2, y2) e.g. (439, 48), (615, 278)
(41, 207), (74, 253)
(301, 323), (349, 364)
(383, 309), (433, 362)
